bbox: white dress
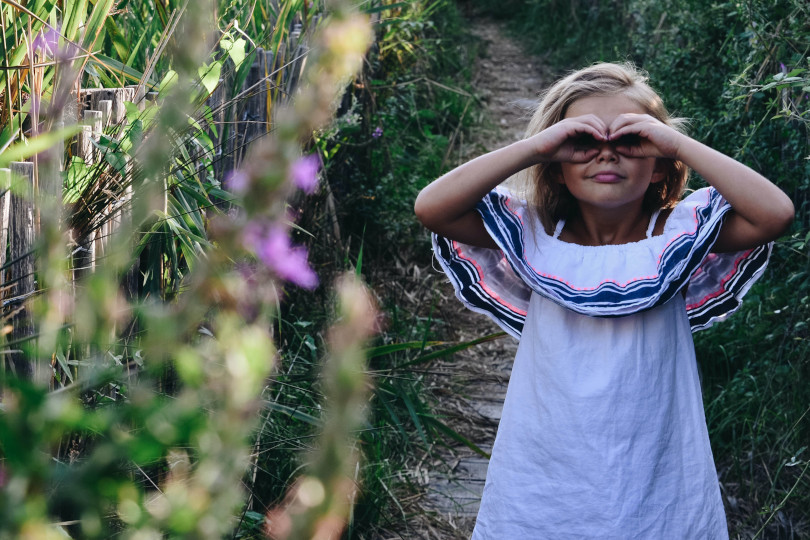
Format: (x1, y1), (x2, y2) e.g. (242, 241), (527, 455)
(432, 187), (771, 539)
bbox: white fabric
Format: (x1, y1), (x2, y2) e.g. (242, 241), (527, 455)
(471, 293), (729, 539)
(646, 208), (662, 238)
(552, 209), (662, 241)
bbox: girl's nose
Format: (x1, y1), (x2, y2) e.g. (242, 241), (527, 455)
(595, 142), (619, 162)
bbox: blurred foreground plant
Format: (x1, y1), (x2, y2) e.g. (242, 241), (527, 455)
(0, 0), (373, 538)
(266, 276), (376, 540)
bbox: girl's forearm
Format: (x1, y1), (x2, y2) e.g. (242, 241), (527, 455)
(414, 138), (538, 232)
(676, 136), (794, 240)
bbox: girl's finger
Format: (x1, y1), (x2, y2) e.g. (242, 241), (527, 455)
(609, 121), (651, 140)
(563, 114), (609, 138)
(576, 116), (610, 138)
(607, 113), (654, 135)
(614, 143), (649, 158)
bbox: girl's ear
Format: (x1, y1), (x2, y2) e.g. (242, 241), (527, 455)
(651, 158), (668, 184)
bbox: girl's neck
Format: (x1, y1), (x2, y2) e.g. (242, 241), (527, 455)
(561, 202), (650, 246)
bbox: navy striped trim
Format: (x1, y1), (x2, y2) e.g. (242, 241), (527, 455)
(433, 235), (525, 339)
(476, 189), (728, 313)
(686, 243), (771, 331)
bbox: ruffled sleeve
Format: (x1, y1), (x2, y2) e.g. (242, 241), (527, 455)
(432, 187), (771, 338)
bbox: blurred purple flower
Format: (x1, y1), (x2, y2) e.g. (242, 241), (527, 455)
(372, 126), (383, 139)
(244, 223), (318, 289)
(780, 62), (787, 73)
(290, 154), (320, 193)
(225, 169), (250, 193)
(33, 26), (59, 57)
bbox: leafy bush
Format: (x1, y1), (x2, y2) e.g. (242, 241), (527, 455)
(315, 0), (480, 262)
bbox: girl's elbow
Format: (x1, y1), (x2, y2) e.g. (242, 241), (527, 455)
(774, 196), (795, 235)
(763, 196), (795, 240)
(414, 191), (436, 229)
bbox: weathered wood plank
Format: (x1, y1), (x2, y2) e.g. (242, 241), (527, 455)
(0, 169), (11, 270)
(81, 87), (136, 126)
(97, 99), (113, 128)
(1, 167), (14, 379)
(126, 84), (147, 112)
(8, 161), (36, 377)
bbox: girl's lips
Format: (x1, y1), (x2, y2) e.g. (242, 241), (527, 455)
(592, 173), (624, 183)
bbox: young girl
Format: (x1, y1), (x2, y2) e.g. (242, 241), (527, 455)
(414, 63), (794, 538)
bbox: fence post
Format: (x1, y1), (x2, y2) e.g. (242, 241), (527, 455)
(81, 87), (136, 127)
(73, 110), (103, 281)
(97, 99), (113, 128)
(7, 161), (35, 377)
(205, 77), (224, 173)
(237, 48), (269, 165)
(0, 169), (11, 271)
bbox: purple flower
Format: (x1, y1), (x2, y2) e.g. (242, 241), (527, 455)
(225, 169), (250, 193)
(290, 154), (320, 193)
(33, 26), (59, 57)
(780, 62), (787, 73)
(372, 127), (383, 139)
(244, 223), (318, 289)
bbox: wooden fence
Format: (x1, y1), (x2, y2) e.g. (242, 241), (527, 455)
(0, 28), (311, 377)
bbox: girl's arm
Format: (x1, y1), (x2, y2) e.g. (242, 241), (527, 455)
(415, 116), (608, 248)
(414, 140), (537, 248)
(674, 138), (794, 252)
(610, 115), (794, 252)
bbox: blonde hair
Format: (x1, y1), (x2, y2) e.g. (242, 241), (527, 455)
(512, 62), (689, 233)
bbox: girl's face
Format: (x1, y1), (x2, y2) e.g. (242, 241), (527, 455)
(558, 94), (663, 213)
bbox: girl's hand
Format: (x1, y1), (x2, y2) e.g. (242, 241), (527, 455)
(529, 115), (610, 163)
(607, 114), (685, 160)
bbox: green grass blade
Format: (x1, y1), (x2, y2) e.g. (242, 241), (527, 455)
(398, 332), (507, 368)
(365, 340), (444, 359)
(90, 53), (150, 86)
(423, 416), (491, 458)
(82, 0), (115, 51)
(355, 225), (365, 276)
(0, 125), (81, 167)
(103, 16), (130, 62)
(62, 0), (88, 42)
(396, 385), (429, 447)
(264, 400), (322, 427)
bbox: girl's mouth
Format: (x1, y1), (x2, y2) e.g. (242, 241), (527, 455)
(591, 173), (624, 183)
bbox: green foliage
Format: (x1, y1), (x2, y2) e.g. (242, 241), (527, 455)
(695, 234), (810, 533)
(316, 0), (480, 261)
(0, 0), (488, 537)
(1, 1), (386, 538)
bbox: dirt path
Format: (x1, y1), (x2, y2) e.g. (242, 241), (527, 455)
(394, 17), (548, 539)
